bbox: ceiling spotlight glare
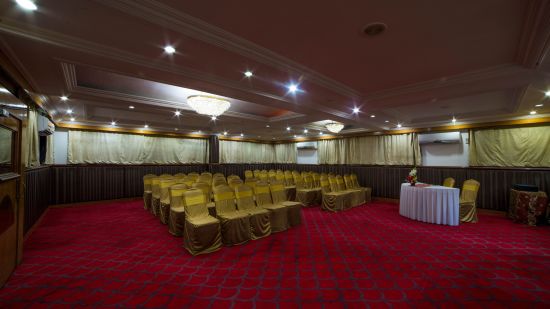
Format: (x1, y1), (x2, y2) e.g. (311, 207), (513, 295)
(144, 124), (149, 128)
(66, 109), (73, 114)
(223, 131), (228, 136)
(370, 115), (376, 118)
(174, 128), (178, 131)
(211, 116), (217, 120)
(545, 90), (550, 97)
(129, 106), (135, 109)
(288, 84), (298, 93)
(60, 96), (68, 101)
(452, 117), (456, 123)
(319, 131), (324, 135)
(174, 111), (181, 116)
(266, 124), (270, 128)
(530, 110), (537, 115)
(111, 121), (116, 126)
(16, 0), (37, 11)
(384, 120), (389, 123)
(303, 129), (308, 133)
(164, 45), (176, 54)
(397, 123), (402, 128)
(535, 104), (543, 107)
(353, 107), (360, 114)
(240, 133), (244, 137)
(286, 126), (291, 131)
(293, 135), (297, 138)
(69, 117), (75, 122)
(244, 71), (253, 77)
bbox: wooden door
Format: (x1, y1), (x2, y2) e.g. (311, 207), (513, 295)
(0, 109), (23, 287)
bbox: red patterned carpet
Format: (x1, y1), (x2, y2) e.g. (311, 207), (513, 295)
(1, 200), (549, 308)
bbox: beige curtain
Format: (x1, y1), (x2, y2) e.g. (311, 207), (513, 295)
(274, 143), (297, 163)
(23, 108), (40, 168)
(470, 126), (550, 167)
(0, 127), (11, 164)
(68, 130), (208, 164)
(318, 133), (421, 165)
(219, 140), (275, 163)
(45, 134), (55, 164)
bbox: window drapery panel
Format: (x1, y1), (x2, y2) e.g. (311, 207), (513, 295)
(23, 108), (40, 168)
(219, 140), (275, 163)
(45, 134), (54, 165)
(68, 130), (208, 164)
(317, 133), (421, 165)
(274, 143), (297, 163)
(469, 126), (550, 167)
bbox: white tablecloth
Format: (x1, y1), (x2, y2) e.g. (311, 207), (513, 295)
(399, 183), (460, 226)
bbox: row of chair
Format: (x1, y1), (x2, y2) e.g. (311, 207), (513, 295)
(442, 177), (480, 223)
(142, 172), (303, 255)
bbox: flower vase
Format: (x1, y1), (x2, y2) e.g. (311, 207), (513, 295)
(410, 182), (416, 187)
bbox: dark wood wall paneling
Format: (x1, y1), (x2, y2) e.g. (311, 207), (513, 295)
(23, 164), (550, 234)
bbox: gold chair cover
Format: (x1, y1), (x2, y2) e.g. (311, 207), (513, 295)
(244, 170), (254, 179)
(321, 177), (352, 212)
(159, 179), (177, 224)
(213, 173), (224, 179)
(193, 182), (216, 217)
(182, 189), (222, 256)
(212, 176), (227, 189)
(443, 177), (456, 188)
(253, 170), (261, 178)
(255, 182), (289, 232)
(235, 184), (271, 239)
(213, 185), (251, 246)
(296, 175), (322, 206)
(350, 174), (372, 204)
(228, 178), (244, 190)
(270, 181), (302, 227)
(151, 177), (162, 216)
(174, 173), (186, 178)
(168, 184), (187, 237)
(342, 175), (366, 207)
(143, 174), (156, 210)
(460, 179), (480, 223)
(284, 171), (294, 186)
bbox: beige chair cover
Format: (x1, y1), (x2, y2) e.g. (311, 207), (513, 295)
(187, 172), (199, 180)
(168, 184), (187, 237)
(244, 170), (254, 179)
(183, 189), (222, 256)
(228, 178), (244, 190)
(270, 181), (303, 227)
(212, 177), (227, 189)
(227, 174), (240, 182)
(284, 171), (294, 186)
(235, 184), (271, 239)
(244, 178), (258, 190)
(197, 174), (212, 186)
(296, 174), (322, 206)
(350, 174), (372, 204)
(193, 182), (216, 216)
(253, 170), (261, 178)
(183, 176), (195, 187)
(143, 174), (156, 211)
(443, 177), (456, 188)
(213, 185), (251, 246)
(268, 170), (277, 181)
(460, 179), (480, 223)
(159, 179), (177, 224)
(213, 173), (224, 178)
(255, 181), (289, 232)
(343, 174), (366, 207)
(259, 171), (269, 181)
(321, 176), (352, 212)
(151, 177), (162, 216)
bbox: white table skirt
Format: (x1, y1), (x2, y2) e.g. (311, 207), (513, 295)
(399, 183), (460, 226)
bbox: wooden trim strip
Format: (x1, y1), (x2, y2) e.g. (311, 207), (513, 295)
(57, 123), (209, 139)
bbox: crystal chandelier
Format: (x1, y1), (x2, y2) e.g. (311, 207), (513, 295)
(187, 95), (230, 117)
(325, 122), (344, 133)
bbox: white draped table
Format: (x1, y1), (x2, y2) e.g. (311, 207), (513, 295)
(399, 183), (460, 226)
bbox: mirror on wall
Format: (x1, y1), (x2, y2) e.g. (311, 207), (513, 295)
(0, 126), (12, 174)
(0, 86), (27, 174)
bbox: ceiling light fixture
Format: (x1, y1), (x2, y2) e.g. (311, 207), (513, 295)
(240, 133), (244, 137)
(244, 71), (253, 77)
(319, 131), (324, 135)
(164, 45), (176, 54)
(397, 123), (402, 128)
(16, 0), (37, 11)
(187, 95), (230, 117)
(174, 128), (178, 131)
(60, 96), (68, 101)
(174, 110), (181, 116)
(384, 120), (389, 123)
(293, 135), (297, 138)
(370, 114), (376, 118)
(129, 106), (135, 109)
(535, 104), (543, 107)
(286, 126), (291, 131)
(223, 131), (228, 136)
(144, 124), (149, 128)
(111, 121), (116, 126)
(530, 110), (537, 115)
(303, 129), (308, 133)
(545, 91), (550, 97)
(69, 117), (75, 122)
(211, 116), (217, 121)
(66, 109), (73, 114)
(266, 124), (270, 128)
(288, 84), (298, 93)
(452, 117), (456, 124)
(0, 88), (9, 93)
(352, 107), (360, 114)
(325, 122), (344, 133)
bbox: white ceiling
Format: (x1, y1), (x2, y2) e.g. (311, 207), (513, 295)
(0, 0), (549, 140)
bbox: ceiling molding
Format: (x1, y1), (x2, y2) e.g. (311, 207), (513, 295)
(57, 122), (209, 139)
(515, 0), (550, 68)
(93, 0), (363, 100)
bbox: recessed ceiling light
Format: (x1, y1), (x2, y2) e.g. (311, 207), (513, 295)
(66, 109), (73, 114)
(286, 126), (291, 131)
(16, 0), (37, 11)
(144, 124), (149, 128)
(319, 131), (324, 135)
(240, 133), (244, 137)
(0, 88), (9, 93)
(370, 114), (376, 118)
(223, 131), (228, 136)
(266, 124), (270, 128)
(111, 121), (116, 126)
(452, 117), (456, 123)
(397, 123), (402, 128)
(530, 110), (537, 115)
(174, 111), (181, 116)
(211, 116), (217, 120)
(60, 96), (68, 101)
(129, 106), (135, 109)
(164, 45), (176, 54)
(384, 120), (389, 123)
(69, 117), (75, 122)
(288, 84), (298, 93)
(244, 71), (253, 77)
(303, 129), (308, 133)
(352, 107), (360, 114)
(545, 91), (550, 97)
(174, 128), (178, 131)
(535, 104), (543, 107)
(293, 135), (297, 138)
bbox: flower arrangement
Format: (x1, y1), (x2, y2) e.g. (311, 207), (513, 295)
(406, 167), (417, 186)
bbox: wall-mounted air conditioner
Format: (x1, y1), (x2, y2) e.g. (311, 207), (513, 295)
(296, 141), (317, 150)
(38, 115), (55, 136)
(419, 132), (461, 144)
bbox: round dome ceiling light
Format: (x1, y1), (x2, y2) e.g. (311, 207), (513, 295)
(362, 23), (387, 37)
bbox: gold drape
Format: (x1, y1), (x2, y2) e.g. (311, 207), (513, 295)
(469, 126), (550, 167)
(45, 134), (54, 164)
(274, 143), (297, 163)
(68, 130), (208, 164)
(0, 127), (11, 164)
(219, 140), (297, 163)
(317, 133), (421, 165)
(23, 108), (40, 167)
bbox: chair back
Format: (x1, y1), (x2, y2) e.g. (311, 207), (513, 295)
(160, 174), (173, 178)
(174, 173), (186, 178)
(213, 173), (224, 178)
(201, 172), (212, 177)
(253, 170), (261, 178)
(443, 177), (456, 188)
(227, 174), (240, 182)
(235, 184), (257, 211)
(312, 173), (321, 187)
(228, 178), (243, 190)
(197, 174), (212, 186)
(192, 182), (212, 204)
(350, 174), (360, 188)
(275, 172), (285, 183)
(268, 170), (277, 181)
(303, 174), (314, 189)
(259, 171), (269, 181)
(320, 176), (331, 194)
(328, 176), (339, 193)
(169, 184), (188, 210)
(183, 176), (195, 187)
(294, 175), (305, 189)
(269, 181), (287, 204)
(284, 171), (294, 186)
(244, 178), (258, 189)
(213, 185), (237, 215)
(212, 177), (227, 189)
(152, 177), (162, 198)
(254, 181), (273, 206)
(187, 172), (199, 181)
(244, 170), (254, 179)
(183, 189), (209, 218)
(336, 175), (347, 191)
(143, 174), (156, 192)
(461, 179), (480, 203)
(160, 179), (177, 204)
(343, 174), (353, 190)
